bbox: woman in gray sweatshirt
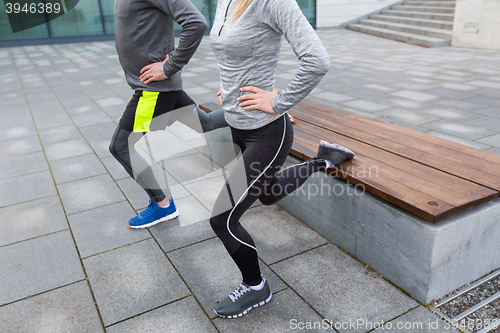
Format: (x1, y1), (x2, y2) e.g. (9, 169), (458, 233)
(209, 0), (354, 318)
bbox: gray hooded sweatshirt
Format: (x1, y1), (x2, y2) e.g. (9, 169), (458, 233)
(114, 0), (207, 92)
(210, 0), (330, 130)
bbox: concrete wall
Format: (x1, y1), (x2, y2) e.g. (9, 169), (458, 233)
(452, 0), (500, 51)
(277, 155), (500, 304)
(317, 0), (402, 28)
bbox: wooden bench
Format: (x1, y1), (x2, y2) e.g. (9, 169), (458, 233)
(201, 100), (500, 223)
(200, 99), (500, 304)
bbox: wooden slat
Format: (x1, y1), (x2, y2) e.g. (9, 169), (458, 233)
(301, 100), (500, 166)
(292, 132), (455, 222)
(290, 104), (500, 191)
(293, 120), (496, 203)
(292, 125), (498, 222)
(293, 100), (500, 177)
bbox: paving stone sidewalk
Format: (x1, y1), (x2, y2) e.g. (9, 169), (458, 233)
(1, 29), (498, 332)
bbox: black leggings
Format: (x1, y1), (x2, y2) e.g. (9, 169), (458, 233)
(109, 94), (227, 203)
(209, 114), (323, 285)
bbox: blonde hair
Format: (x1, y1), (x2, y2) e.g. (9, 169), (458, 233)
(227, 0), (252, 21)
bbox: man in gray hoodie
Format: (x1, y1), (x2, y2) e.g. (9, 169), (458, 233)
(110, 0), (227, 229)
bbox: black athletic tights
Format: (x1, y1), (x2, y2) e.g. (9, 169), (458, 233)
(210, 114), (324, 286)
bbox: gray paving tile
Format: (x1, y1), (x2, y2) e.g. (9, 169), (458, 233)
(0, 171), (57, 208)
(476, 133), (500, 148)
(83, 239), (189, 326)
(380, 118), (432, 133)
(391, 90), (439, 103)
(68, 201), (150, 258)
(486, 147), (500, 155)
(474, 107), (500, 119)
(0, 281), (104, 333)
(95, 96), (127, 108)
(45, 138), (93, 161)
(0, 110), (32, 129)
(0, 230), (85, 306)
(164, 152), (226, 185)
(138, 131), (199, 161)
(0, 122), (37, 142)
(338, 88), (389, 101)
(77, 122), (117, 142)
(150, 216), (216, 253)
(38, 124), (81, 145)
(271, 244), (418, 333)
(314, 91), (354, 103)
(375, 98), (425, 110)
(461, 95), (500, 108)
(343, 100), (391, 112)
(50, 153), (107, 184)
(422, 120), (495, 141)
(168, 237), (287, 318)
(0, 136), (42, 157)
(418, 108), (481, 122)
(241, 205), (328, 264)
(375, 306), (460, 332)
(100, 103), (127, 117)
(213, 289), (325, 332)
(72, 111), (112, 128)
(0, 196), (68, 247)
(380, 109), (438, 125)
(34, 114), (73, 130)
(174, 195), (212, 227)
(431, 98), (488, 112)
(57, 174), (125, 215)
(100, 156), (131, 180)
(107, 296), (216, 333)
(65, 103), (103, 117)
(0, 151), (48, 179)
(184, 175), (226, 211)
(468, 80), (500, 89)
(87, 136), (114, 159)
(464, 116), (500, 132)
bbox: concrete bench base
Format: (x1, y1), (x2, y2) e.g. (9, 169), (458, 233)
(277, 156), (500, 304)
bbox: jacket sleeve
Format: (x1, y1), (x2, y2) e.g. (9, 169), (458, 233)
(148, 0), (208, 78)
(258, 0), (330, 114)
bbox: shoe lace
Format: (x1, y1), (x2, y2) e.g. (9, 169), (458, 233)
(139, 201), (155, 218)
(229, 283), (250, 302)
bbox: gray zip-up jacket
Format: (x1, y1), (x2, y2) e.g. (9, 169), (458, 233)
(210, 0), (330, 130)
(114, 0), (207, 92)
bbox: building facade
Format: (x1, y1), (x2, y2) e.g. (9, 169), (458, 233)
(0, 0), (316, 47)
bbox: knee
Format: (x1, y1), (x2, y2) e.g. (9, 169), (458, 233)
(109, 135), (128, 159)
(210, 214), (227, 235)
(109, 140), (117, 157)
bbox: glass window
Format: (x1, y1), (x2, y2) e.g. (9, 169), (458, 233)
(0, 2), (49, 41)
(296, 0), (316, 27)
(48, 0), (103, 37)
(99, 0), (114, 34)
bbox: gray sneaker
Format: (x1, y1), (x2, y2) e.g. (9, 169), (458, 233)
(317, 140), (355, 166)
(214, 278), (272, 318)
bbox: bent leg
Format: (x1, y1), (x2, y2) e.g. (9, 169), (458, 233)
(109, 125), (168, 202)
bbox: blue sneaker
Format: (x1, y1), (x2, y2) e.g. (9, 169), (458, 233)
(128, 198), (179, 229)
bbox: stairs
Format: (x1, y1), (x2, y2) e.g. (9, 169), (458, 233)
(347, 0), (456, 47)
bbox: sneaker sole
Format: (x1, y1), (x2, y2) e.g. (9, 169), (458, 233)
(128, 210), (179, 229)
(319, 140), (355, 158)
(213, 292), (273, 319)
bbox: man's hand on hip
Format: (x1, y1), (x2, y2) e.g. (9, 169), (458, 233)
(140, 55), (169, 84)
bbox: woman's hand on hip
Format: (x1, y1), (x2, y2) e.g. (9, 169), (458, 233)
(237, 86), (278, 114)
(140, 55), (169, 84)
